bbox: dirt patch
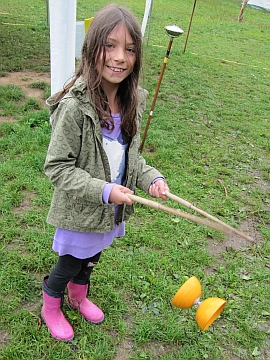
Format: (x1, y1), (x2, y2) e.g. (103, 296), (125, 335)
(0, 71), (51, 123)
(205, 218), (263, 273)
(209, 218), (262, 250)
(0, 330), (10, 350)
(13, 191), (37, 216)
(207, 219), (260, 254)
(0, 115), (17, 124)
(113, 339), (134, 360)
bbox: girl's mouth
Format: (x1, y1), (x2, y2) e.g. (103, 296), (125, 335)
(108, 66), (125, 73)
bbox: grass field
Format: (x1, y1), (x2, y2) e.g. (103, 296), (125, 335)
(0, 0), (269, 359)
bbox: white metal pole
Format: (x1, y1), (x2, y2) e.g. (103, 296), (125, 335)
(141, 0), (154, 38)
(49, 0), (77, 95)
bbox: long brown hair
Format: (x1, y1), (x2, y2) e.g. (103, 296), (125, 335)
(57, 5), (142, 137)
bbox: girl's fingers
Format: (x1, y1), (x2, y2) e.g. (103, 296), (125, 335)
(149, 181), (170, 199)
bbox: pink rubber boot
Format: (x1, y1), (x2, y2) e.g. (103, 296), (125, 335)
(41, 277), (74, 342)
(66, 282), (104, 324)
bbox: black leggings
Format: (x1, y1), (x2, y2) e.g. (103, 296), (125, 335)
(47, 252), (102, 293)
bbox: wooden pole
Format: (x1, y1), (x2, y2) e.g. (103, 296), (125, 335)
(183, 0), (197, 53)
(139, 37), (173, 152)
(237, 0), (249, 22)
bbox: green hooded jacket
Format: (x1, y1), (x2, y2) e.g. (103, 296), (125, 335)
(44, 78), (164, 233)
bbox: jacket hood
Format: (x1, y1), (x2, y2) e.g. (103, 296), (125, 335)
(46, 77), (88, 116)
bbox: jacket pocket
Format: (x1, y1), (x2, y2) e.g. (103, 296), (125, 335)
(71, 199), (110, 229)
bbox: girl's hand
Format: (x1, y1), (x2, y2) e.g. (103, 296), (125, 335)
(109, 184), (133, 205)
(148, 179), (169, 200)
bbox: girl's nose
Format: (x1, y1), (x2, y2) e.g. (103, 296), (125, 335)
(114, 46), (125, 62)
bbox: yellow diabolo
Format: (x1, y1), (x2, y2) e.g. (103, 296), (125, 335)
(172, 276), (226, 331)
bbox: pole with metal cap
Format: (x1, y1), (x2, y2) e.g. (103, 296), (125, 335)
(139, 24), (184, 153)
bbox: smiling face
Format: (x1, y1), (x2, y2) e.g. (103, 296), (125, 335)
(97, 23), (136, 92)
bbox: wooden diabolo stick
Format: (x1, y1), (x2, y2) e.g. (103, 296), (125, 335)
(165, 192), (254, 241)
(126, 193), (254, 242)
(139, 38), (173, 153)
(126, 194), (232, 235)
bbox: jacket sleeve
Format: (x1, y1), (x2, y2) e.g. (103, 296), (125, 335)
(136, 156), (164, 193)
(44, 98), (106, 205)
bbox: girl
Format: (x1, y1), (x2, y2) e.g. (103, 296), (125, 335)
(41, 4), (169, 341)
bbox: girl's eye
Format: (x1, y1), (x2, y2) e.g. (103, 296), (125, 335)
(127, 48), (135, 53)
(105, 43), (114, 49)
